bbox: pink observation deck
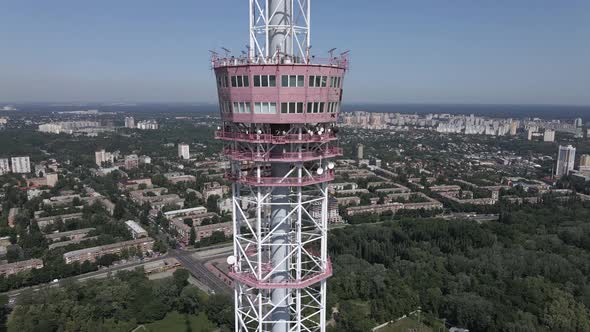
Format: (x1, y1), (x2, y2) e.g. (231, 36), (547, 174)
(213, 55), (347, 125)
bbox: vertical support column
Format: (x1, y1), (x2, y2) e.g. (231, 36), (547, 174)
(320, 181), (328, 332)
(249, 0), (255, 59)
(232, 180), (240, 332)
(296, 159), (303, 332)
(268, 0), (292, 58)
(270, 162), (290, 332)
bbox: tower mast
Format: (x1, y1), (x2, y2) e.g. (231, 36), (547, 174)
(212, 1), (348, 330)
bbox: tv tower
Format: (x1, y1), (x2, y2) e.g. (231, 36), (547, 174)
(212, 0), (348, 330)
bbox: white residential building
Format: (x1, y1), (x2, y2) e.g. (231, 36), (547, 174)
(95, 149), (114, 167)
(124, 116), (135, 129)
(125, 220), (148, 239)
(178, 143), (190, 159)
(137, 120), (158, 130)
(556, 145), (576, 177)
(0, 158), (10, 175)
(543, 129), (555, 142)
(11, 156), (31, 173)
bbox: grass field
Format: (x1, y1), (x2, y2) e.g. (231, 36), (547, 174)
(377, 317), (434, 332)
(143, 311), (216, 332)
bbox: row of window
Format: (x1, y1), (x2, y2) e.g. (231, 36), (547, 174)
(221, 101), (340, 114)
(218, 74), (343, 88)
(254, 75), (276, 87)
(233, 102), (251, 113)
(330, 76), (342, 88)
(217, 75), (229, 88)
(231, 75), (249, 87)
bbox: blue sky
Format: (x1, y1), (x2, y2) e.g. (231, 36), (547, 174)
(1, 0), (589, 105)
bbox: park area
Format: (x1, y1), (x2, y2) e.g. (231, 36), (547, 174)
(134, 311), (216, 332)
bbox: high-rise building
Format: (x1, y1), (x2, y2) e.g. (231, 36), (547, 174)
(509, 121), (518, 136)
(357, 143), (364, 160)
(543, 129), (555, 142)
(124, 154), (139, 169)
(178, 143), (190, 159)
(95, 149), (114, 167)
(580, 154), (590, 173)
(527, 128), (535, 141)
(575, 117), (583, 127)
(0, 158), (10, 175)
(124, 116), (135, 129)
(556, 145), (576, 177)
(212, 1), (347, 330)
(136, 120), (158, 130)
(11, 156), (31, 174)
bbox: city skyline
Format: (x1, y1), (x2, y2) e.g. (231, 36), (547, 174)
(1, 0), (589, 105)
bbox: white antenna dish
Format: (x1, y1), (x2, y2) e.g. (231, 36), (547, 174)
(227, 255), (236, 265)
(316, 168), (324, 175)
(328, 162), (335, 170)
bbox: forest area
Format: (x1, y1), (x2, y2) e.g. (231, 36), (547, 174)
(6, 268), (233, 332)
(327, 198), (590, 332)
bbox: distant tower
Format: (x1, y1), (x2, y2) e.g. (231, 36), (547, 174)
(357, 143), (364, 160)
(212, 1), (348, 331)
(575, 117), (583, 127)
(556, 145), (576, 177)
(178, 143), (190, 159)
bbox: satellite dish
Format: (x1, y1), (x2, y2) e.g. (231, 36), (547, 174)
(217, 126), (221, 130)
(227, 255), (236, 265)
(257, 129), (262, 134)
(328, 162), (335, 170)
(316, 168), (324, 175)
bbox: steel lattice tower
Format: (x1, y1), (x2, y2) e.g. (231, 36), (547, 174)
(212, 1), (348, 331)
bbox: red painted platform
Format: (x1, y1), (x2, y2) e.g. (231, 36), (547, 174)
(228, 259), (332, 289)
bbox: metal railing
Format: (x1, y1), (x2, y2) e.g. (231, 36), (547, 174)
(223, 147), (342, 162)
(212, 54), (349, 69)
(225, 171), (334, 187)
(228, 258), (332, 289)
(215, 131), (337, 144)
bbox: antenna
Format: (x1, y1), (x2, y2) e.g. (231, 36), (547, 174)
(328, 48), (337, 58)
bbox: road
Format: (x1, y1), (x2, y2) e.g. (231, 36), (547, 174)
(4, 255), (168, 305)
(3, 244), (234, 305)
(170, 247), (233, 296)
